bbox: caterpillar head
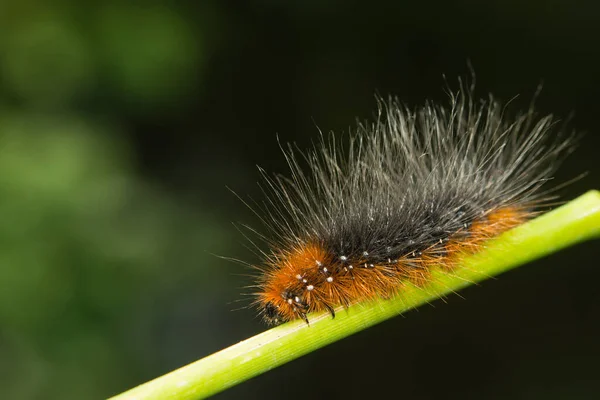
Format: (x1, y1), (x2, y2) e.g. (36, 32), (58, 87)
(261, 288), (310, 325)
(263, 301), (283, 325)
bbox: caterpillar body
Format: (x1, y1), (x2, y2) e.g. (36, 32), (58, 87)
(248, 86), (573, 325)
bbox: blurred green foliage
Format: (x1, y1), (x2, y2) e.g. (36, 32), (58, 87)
(95, 4), (202, 107)
(0, 114), (228, 399)
(0, 1), (206, 111)
(0, 2), (228, 399)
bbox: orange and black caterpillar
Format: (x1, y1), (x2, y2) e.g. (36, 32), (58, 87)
(246, 85), (574, 325)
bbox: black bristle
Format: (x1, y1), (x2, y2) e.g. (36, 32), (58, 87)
(254, 87), (575, 266)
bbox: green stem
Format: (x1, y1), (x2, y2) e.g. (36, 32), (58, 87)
(110, 190), (600, 400)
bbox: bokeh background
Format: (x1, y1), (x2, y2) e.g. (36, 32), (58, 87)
(0, 1), (599, 399)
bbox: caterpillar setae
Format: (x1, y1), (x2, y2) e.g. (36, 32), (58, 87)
(245, 84), (575, 325)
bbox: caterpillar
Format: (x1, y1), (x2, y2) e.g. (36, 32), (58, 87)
(246, 84), (574, 325)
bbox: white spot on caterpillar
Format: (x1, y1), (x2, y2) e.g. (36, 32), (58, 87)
(287, 299), (293, 304)
(323, 267), (328, 273)
(302, 279), (308, 283)
(362, 251), (369, 256)
(294, 296), (300, 302)
(326, 277), (334, 282)
(349, 265), (353, 269)
(340, 255), (348, 261)
(296, 274), (302, 280)
(307, 285), (314, 291)
(316, 260), (323, 267)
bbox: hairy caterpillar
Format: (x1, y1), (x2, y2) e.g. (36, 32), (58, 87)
(246, 85), (574, 325)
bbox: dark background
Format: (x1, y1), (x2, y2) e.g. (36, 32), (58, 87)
(0, 1), (598, 399)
